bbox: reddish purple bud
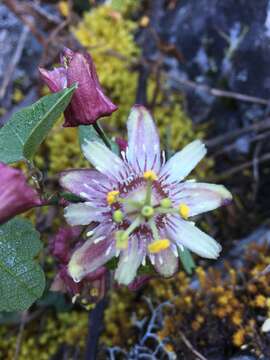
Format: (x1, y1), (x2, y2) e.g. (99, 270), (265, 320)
(0, 163), (42, 225)
(49, 226), (82, 264)
(39, 48), (118, 127)
(115, 137), (127, 152)
(128, 275), (152, 291)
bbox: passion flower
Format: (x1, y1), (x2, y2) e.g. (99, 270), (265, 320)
(60, 105), (232, 285)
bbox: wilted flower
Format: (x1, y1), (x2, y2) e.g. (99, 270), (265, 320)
(39, 47), (118, 127)
(60, 105), (232, 285)
(0, 162), (42, 225)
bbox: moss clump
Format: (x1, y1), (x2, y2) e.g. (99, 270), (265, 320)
(102, 243), (270, 358)
(0, 311), (88, 360)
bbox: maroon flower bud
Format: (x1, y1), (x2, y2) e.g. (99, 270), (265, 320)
(128, 275), (152, 291)
(0, 163), (42, 225)
(49, 226), (82, 264)
(39, 47), (118, 127)
(115, 137), (127, 152)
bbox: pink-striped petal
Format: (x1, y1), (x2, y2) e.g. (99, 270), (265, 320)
(171, 182), (232, 216)
(64, 202), (104, 226)
(60, 169), (112, 202)
(126, 105), (161, 173)
(68, 236), (115, 282)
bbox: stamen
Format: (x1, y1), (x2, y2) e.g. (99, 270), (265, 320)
(113, 209), (124, 223)
(160, 198), (172, 209)
(149, 220), (160, 240)
(148, 239), (170, 253)
(143, 170), (157, 181)
(179, 203), (190, 220)
(115, 217), (141, 249)
(107, 190), (119, 205)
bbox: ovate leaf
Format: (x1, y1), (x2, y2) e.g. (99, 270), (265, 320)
(0, 217), (45, 311)
(0, 85), (76, 163)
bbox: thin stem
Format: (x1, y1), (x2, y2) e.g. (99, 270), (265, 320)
(85, 298), (108, 360)
(93, 122), (111, 149)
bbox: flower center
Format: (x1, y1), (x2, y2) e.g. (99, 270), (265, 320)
(108, 170), (191, 253)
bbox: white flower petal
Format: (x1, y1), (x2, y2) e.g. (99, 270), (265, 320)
(167, 217), (221, 259)
(64, 202), (103, 226)
(126, 105), (161, 173)
(82, 140), (126, 181)
(160, 140), (206, 183)
(115, 235), (144, 285)
(172, 182), (232, 216)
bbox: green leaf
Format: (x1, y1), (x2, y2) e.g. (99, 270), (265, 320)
(178, 247), (196, 274)
(0, 85), (76, 163)
(60, 192), (84, 203)
(0, 217), (45, 312)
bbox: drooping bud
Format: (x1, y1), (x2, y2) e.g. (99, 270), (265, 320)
(39, 47), (118, 127)
(0, 163), (42, 225)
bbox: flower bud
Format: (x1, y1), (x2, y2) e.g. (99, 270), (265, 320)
(0, 163), (42, 225)
(39, 47), (118, 127)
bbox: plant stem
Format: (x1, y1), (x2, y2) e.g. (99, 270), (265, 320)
(93, 122), (111, 149)
(85, 297), (108, 360)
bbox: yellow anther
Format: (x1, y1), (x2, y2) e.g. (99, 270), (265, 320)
(148, 239), (170, 253)
(143, 170), (158, 181)
(179, 203), (190, 220)
(107, 190), (119, 205)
